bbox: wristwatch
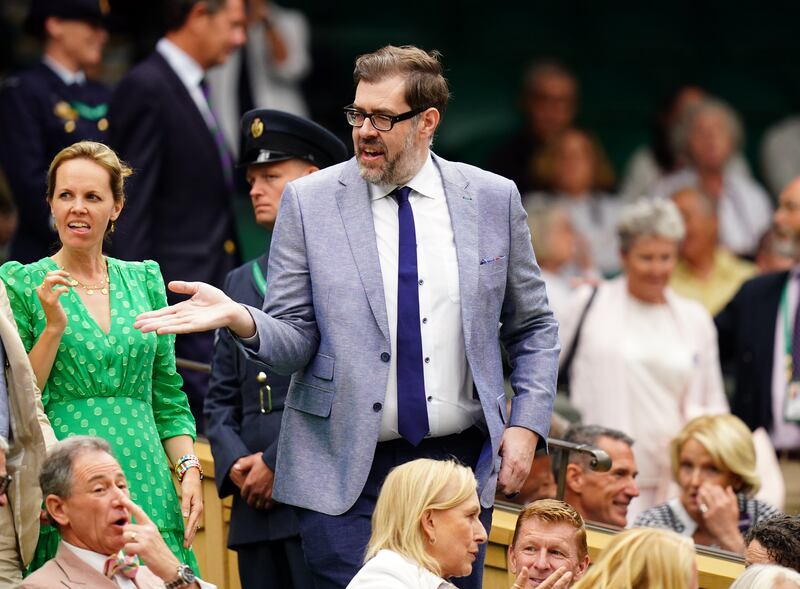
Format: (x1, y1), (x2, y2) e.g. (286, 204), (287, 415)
(164, 564), (196, 588)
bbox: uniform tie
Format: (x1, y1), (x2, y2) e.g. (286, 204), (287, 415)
(393, 186), (429, 446)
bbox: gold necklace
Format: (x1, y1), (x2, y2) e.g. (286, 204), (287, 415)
(60, 261), (109, 296)
(68, 273), (108, 296)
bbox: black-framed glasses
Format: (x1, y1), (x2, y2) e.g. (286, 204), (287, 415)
(0, 474), (11, 496)
(343, 106), (427, 131)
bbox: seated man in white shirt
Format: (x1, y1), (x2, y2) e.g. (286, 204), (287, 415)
(19, 436), (215, 589)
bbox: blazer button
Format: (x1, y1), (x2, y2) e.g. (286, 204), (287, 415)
(380, 352), (390, 362)
(373, 402), (383, 412)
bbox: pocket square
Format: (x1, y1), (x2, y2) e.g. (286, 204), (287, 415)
(480, 255), (507, 265)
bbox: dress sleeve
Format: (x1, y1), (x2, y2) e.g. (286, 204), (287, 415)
(0, 261), (38, 352)
(143, 260), (196, 441)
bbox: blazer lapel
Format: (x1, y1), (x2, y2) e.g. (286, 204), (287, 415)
(53, 544), (119, 588)
(335, 161), (391, 342)
(435, 154), (477, 348)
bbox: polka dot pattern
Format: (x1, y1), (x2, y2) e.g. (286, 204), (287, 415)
(0, 257), (198, 570)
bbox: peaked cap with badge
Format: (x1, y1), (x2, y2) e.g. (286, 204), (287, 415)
(239, 109), (348, 169)
(24, 0), (110, 35)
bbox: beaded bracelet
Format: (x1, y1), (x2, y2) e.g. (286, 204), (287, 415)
(175, 454), (203, 482)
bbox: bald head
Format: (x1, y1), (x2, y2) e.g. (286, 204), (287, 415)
(773, 178), (800, 259)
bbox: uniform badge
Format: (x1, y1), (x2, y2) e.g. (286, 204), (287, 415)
(250, 117), (264, 139)
(54, 101), (78, 122)
(97, 118), (109, 132)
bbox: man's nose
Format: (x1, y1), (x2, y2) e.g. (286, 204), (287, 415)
(626, 477), (640, 498)
(532, 548), (550, 570)
(358, 118), (379, 138)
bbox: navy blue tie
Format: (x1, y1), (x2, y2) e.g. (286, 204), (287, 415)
(394, 186), (429, 446)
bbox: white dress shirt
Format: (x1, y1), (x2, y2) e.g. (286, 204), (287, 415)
(43, 55), (86, 85)
(155, 38), (219, 134)
(771, 269), (800, 450)
(62, 542), (137, 589)
(370, 154), (482, 441)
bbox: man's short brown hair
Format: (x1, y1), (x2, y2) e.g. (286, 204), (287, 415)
(511, 499), (588, 560)
(353, 45), (450, 117)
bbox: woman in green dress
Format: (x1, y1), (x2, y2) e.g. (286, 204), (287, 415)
(0, 141), (203, 571)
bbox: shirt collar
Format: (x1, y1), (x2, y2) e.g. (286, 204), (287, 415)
(42, 56), (86, 86)
(667, 497), (697, 536)
(61, 541), (111, 576)
(368, 152), (443, 201)
(156, 37), (205, 91)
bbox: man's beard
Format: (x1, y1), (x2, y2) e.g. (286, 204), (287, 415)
(772, 230), (800, 260)
(357, 126), (423, 186)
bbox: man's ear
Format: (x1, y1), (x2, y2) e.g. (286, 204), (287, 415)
(565, 463), (584, 493)
(418, 107), (440, 140)
(302, 165), (319, 177)
(574, 553), (590, 580)
(45, 494), (69, 527)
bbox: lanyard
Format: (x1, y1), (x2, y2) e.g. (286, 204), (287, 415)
(251, 262), (267, 297)
(782, 279), (793, 381)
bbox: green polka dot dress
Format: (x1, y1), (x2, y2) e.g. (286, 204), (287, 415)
(0, 257), (198, 571)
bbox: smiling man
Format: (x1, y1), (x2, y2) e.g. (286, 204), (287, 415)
(19, 436), (214, 589)
(508, 499), (590, 588)
(562, 425), (640, 529)
(134, 44), (559, 589)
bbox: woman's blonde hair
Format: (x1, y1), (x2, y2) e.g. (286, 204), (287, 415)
(572, 528), (695, 589)
(670, 414), (760, 495)
(365, 458), (478, 577)
(46, 141), (132, 237)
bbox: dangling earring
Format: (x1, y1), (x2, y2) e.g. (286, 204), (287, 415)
(109, 219), (116, 234)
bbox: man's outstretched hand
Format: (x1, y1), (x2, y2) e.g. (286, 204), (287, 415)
(134, 281), (257, 338)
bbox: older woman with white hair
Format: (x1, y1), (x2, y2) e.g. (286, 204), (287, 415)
(731, 565), (800, 589)
(652, 98), (772, 256)
(559, 199), (729, 522)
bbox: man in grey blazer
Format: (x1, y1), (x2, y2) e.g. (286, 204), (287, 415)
(136, 45), (559, 588)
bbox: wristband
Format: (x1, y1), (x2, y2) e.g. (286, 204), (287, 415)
(175, 454), (203, 482)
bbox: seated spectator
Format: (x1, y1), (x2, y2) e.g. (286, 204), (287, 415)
(756, 227), (795, 274)
(669, 186), (756, 314)
(19, 436), (214, 589)
(620, 85), (751, 199)
(730, 564), (800, 589)
(761, 110), (800, 197)
(560, 425), (639, 529)
(346, 459), (488, 588)
(560, 199), (729, 519)
(572, 528), (698, 589)
(652, 98), (772, 256)
(487, 60), (578, 194)
(744, 515), (800, 571)
(507, 499), (590, 588)
(634, 414), (781, 554)
(528, 128), (621, 276)
(526, 200), (598, 321)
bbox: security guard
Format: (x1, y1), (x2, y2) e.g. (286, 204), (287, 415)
(204, 110), (347, 589)
(0, 0), (111, 263)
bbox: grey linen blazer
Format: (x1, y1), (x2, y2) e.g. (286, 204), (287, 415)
(246, 153), (560, 515)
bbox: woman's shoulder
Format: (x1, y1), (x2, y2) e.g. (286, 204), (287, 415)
(0, 258), (53, 284)
(108, 257), (163, 279)
(634, 502), (682, 531)
(348, 551), (444, 589)
(741, 494), (782, 523)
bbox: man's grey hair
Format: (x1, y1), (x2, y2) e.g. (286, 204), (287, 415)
(563, 424), (635, 469)
(671, 97), (744, 163)
(730, 564), (800, 589)
(40, 436), (112, 503)
(617, 199), (685, 253)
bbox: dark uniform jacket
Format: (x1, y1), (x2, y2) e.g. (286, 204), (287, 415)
(205, 254), (299, 546)
(0, 62), (109, 262)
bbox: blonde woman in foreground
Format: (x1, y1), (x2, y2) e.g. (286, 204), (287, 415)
(572, 527), (698, 589)
(730, 565), (800, 589)
(346, 459), (571, 589)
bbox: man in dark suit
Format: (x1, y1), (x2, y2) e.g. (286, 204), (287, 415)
(0, 0), (110, 263)
(205, 109), (347, 589)
(108, 0), (246, 426)
(716, 177), (800, 515)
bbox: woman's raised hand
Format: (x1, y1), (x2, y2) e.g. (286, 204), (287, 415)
(36, 270), (71, 331)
